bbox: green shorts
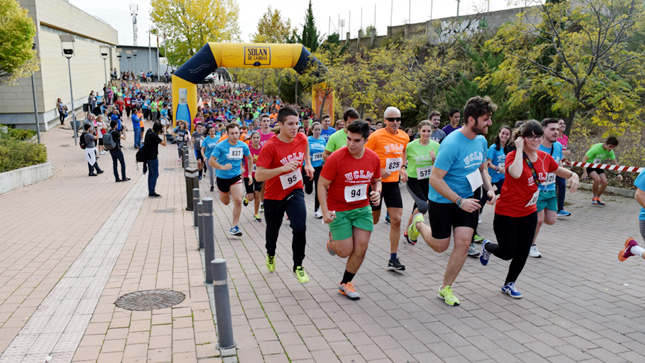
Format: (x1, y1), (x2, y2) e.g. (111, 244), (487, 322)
(536, 190), (557, 212)
(329, 206), (374, 241)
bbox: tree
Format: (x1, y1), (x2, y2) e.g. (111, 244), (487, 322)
(487, 0), (645, 136)
(0, 0), (38, 85)
(287, 0), (323, 52)
(150, 0), (241, 68)
(250, 6), (293, 43)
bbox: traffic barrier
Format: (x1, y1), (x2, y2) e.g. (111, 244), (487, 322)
(193, 188), (200, 227)
(197, 201), (204, 250)
(564, 161), (643, 173)
(211, 259), (236, 349)
(202, 198), (215, 284)
(185, 168), (199, 211)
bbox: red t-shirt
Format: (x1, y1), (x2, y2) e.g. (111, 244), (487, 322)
(115, 100), (124, 112)
(257, 133), (308, 200)
(320, 147), (381, 212)
(495, 150), (559, 217)
(124, 97), (132, 107)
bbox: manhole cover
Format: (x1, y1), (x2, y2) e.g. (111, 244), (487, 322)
(153, 208), (175, 213)
(115, 290), (185, 311)
(163, 168), (175, 171)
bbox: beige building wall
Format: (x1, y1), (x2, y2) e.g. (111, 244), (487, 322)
(0, 0), (118, 130)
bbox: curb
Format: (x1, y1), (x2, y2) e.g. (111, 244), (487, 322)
(578, 182), (635, 198)
(0, 162), (52, 195)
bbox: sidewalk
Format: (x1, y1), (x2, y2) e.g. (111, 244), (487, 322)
(2, 123), (645, 362)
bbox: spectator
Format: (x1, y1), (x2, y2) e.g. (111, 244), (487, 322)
(82, 123), (103, 176)
(143, 122), (167, 197)
(57, 98), (66, 125)
(108, 120), (130, 183)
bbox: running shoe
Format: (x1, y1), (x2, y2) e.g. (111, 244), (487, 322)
(326, 238), (336, 256)
(467, 243), (479, 257)
(595, 197), (605, 206)
(501, 282), (522, 299)
(243, 198), (249, 207)
(260, 203), (264, 213)
(339, 282), (360, 300)
(557, 210), (571, 217)
(478, 214), (482, 224)
(404, 232), (416, 245)
(385, 212), (391, 225)
(529, 245), (542, 258)
(473, 234), (485, 243)
(294, 266), (309, 283)
(480, 239), (491, 266)
(314, 209), (323, 219)
(210, 186), (215, 192)
(619, 238), (639, 262)
(437, 285), (460, 306)
(266, 255), (275, 272)
(254, 214), (262, 222)
(407, 213), (424, 242)
(387, 258), (405, 271)
(229, 226), (243, 237)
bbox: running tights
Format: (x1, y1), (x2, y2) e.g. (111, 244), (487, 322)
(264, 189), (307, 271)
(406, 177), (430, 214)
(303, 165), (322, 211)
(556, 176), (566, 211)
(488, 212), (537, 284)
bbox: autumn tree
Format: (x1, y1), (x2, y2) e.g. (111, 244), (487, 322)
(487, 0), (645, 135)
(0, 0), (39, 85)
(150, 0), (241, 68)
(251, 6), (293, 43)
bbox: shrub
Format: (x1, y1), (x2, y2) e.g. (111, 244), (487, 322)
(0, 138), (47, 173)
(7, 128), (36, 140)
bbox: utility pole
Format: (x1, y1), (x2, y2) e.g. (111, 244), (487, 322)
(457, 0), (460, 17)
(409, 0), (411, 24)
(390, 0), (393, 27)
(130, 4), (138, 45)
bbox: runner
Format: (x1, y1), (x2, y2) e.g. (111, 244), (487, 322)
(209, 123), (252, 236)
(243, 131), (263, 222)
(255, 107), (315, 283)
(442, 108), (462, 135)
(318, 120), (382, 300)
(428, 110), (446, 143)
(322, 108), (361, 160)
(365, 106), (409, 271)
(305, 122), (326, 218)
(173, 120), (190, 162)
(201, 125), (220, 192)
(618, 170), (645, 262)
(479, 120), (579, 298)
(406, 96), (498, 306)
(192, 123), (205, 180)
(320, 114), (336, 142)
(580, 137), (623, 205)
(402, 120), (439, 245)
(556, 119), (572, 216)
(257, 114), (275, 213)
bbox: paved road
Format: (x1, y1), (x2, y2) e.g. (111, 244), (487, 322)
(1, 123), (644, 363)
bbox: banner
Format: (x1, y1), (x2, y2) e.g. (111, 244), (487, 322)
(312, 83), (335, 124)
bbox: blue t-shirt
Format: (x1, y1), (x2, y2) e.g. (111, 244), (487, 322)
(143, 100), (150, 110)
(160, 109), (168, 119)
(537, 142), (563, 191)
(201, 136), (219, 159)
(635, 171), (645, 221)
(132, 113), (140, 128)
(211, 140), (250, 179)
(487, 145), (507, 183)
(110, 114), (122, 130)
(428, 131), (488, 204)
(308, 136), (326, 168)
(320, 128), (336, 142)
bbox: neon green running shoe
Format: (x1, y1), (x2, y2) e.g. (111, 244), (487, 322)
(473, 234), (484, 243)
(266, 255), (275, 272)
(407, 213), (424, 242)
(294, 266), (309, 283)
(437, 285), (460, 306)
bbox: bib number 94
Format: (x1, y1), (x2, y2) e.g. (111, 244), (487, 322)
(344, 184), (367, 202)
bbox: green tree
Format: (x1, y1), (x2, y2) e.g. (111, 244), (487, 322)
(250, 6), (294, 43)
(287, 0), (323, 52)
(150, 0), (241, 68)
(0, 0), (39, 85)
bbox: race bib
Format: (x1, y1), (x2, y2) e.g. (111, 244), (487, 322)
(227, 147), (243, 160)
(416, 165), (433, 180)
(176, 134), (184, 142)
(252, 164), (257, 173)
(312, 152), (323, 162)
(466, 169), (483, 192)
(543, 173), (556, 185)
(526, 190), (539, 207)
(385, 157), (402, 173)
(344, 184), (367, 202)
(593, 158), (602, 164)
(279, 169), (302, 190)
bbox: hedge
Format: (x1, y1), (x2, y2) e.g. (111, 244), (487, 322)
(0, 126), (47, 173)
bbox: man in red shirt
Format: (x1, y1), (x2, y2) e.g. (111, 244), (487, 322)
(318, 120), (382, 300)
(256, 107), (315, 283)
(124, 94), (132, 118)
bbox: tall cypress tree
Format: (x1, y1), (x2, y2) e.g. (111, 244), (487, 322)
(287, 0), (322, 52)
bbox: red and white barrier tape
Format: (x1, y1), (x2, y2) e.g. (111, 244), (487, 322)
(564, 161), (643, 173)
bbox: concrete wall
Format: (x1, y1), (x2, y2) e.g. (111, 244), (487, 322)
(0, 0), (118, 131)
(116, 46), (160, 75)
(0, 162), (52, 195)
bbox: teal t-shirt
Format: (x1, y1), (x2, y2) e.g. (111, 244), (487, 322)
(201, 135), (219, 159)
(538, 142), (563, 191)
(635, 171), (645, 221)
(487, 144), (507, 183)
(211, 140), (250, 179)
(308, 136), (326, 168)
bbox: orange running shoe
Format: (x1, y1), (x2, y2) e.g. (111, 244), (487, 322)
(619, 238), (639, 262)
(339, 282), (360, 300)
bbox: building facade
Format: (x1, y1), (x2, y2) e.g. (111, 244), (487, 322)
(0, 0), (119, 130)
(116, 45), (161, 79)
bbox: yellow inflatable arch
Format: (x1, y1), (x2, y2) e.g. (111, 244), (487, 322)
(172, 43), (325, 129)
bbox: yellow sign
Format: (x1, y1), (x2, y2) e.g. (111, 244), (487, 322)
(244, 46), (271, 66)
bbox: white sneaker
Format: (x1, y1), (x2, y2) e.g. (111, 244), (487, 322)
(314, 209), (323, 219)
(478, 214), (482, 224)
(529, 245), (542, 258)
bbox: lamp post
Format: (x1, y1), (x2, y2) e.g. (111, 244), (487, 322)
(133, 50), (138, 77)
(59, 34), (78, 145)
(30, 43), (41, 144)
(100, 45), (109, 88)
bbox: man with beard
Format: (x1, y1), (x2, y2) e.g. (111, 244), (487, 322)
(407, 96), (498, 306)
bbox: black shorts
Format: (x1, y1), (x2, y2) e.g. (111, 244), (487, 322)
(586, 167), (605, 175)
(371, 182), (403, 211)
(98, 138), (104, 146)
(216, 175), (242, 193)
(428, 200), (478, 239)
(244, 177), (263, 194)
(195, 149), (204, 161)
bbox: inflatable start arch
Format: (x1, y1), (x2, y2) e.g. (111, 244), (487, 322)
(172, 43), (326, 129)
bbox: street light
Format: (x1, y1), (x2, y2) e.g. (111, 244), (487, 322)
(133, 50), (138, 77)
(59, 34), (78, 145)
(30, 43), (41, 144)
(100, 45), (109, 88)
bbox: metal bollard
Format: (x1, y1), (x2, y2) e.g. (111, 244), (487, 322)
(193, 188), (200, 227)
(202, 198), (215, 284)
(197, 201), (204, 250)
(182, 144), (190, 169)
(211, 259), (236, 349)
(184, 168), (199, 211)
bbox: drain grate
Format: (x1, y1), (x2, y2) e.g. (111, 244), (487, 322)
(163, 168), (175, 171)
(115, 290), (185, 311)
(153, 208), (175, 213)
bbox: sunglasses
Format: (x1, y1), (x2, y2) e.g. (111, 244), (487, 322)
(385, 117), (402, 122)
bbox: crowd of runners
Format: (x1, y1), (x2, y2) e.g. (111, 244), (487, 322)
(76, 79), (642, 307)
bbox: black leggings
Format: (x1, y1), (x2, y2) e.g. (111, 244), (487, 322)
(302, 165), (322, 211)
(406, 177), (429, 214)
(264, 189), (307, 271)
(109, 149), (126, 181)
(59, 111), (65, 124)
(486, 212), (538, 284)
(556, 176), (566, 211)
(478, 179), (505, 210)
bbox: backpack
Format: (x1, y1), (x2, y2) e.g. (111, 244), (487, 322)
(103, 131), (116, 150)
(79, 132), (87, 149)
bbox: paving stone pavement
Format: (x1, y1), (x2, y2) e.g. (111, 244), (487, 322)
(2, 122), (645, 363)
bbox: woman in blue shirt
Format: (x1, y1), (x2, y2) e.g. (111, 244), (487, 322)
(304, 122), (326, 218)
(200, 125), (219, 191)
(479, 125), (512, 210)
